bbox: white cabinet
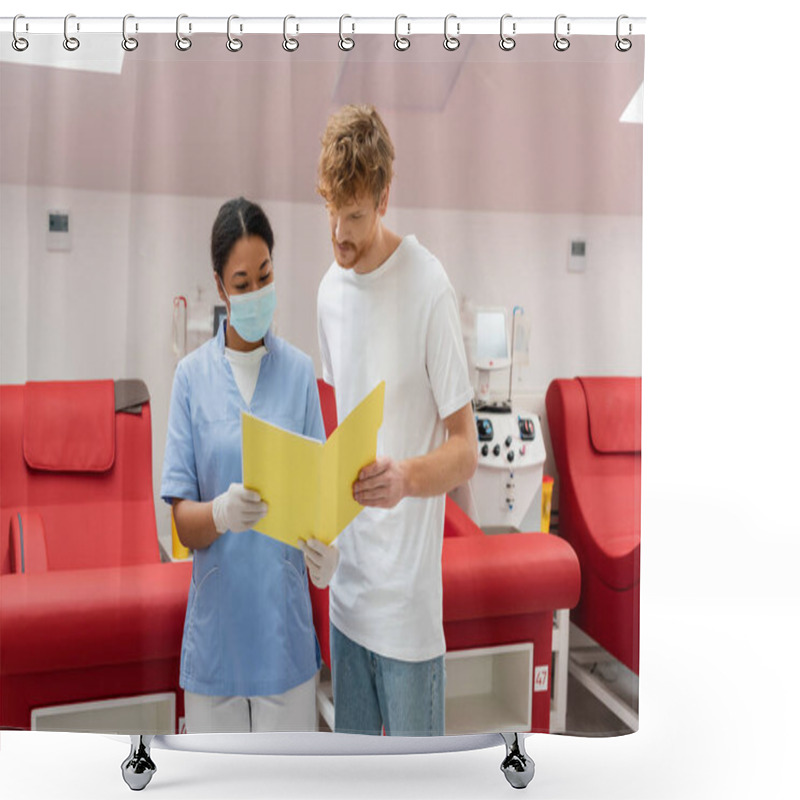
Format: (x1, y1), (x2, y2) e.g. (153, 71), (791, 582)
(31, 692), (176, 734)
(445, 643), (533, 735)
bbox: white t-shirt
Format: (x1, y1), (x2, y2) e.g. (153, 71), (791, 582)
(225, 344), (267, 407)
(317, 234), (473, 661)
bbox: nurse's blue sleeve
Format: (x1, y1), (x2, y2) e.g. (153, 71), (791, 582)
(160, 364), (201, 504)
(303, 364), (326, 444)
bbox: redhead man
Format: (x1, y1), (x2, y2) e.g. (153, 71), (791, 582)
(316, 105), (477, 736)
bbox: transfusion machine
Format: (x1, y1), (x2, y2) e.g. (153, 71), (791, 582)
(463, 307), (546, 533)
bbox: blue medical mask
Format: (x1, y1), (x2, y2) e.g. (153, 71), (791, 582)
(222, 282), (276, 343)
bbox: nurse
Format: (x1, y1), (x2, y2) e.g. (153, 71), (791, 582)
(161, 197), (339, 733)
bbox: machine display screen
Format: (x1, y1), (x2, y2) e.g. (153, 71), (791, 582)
(475, 310), (508, 362)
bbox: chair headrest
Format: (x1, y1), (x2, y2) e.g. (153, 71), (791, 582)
(23, 380), (116, 472)
(577, 376), (641, 454)
(114, 378), (150, 414)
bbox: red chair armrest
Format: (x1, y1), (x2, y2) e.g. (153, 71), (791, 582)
(442, 533), (580, 622)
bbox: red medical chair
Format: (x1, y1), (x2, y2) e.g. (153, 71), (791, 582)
(310, 380), (581, 733)
(0, 380), (192, 731)
(545, 377), (641, 674)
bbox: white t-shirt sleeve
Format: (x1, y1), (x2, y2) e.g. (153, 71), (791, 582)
(317, 279), (334, 386)
(425, 284), (474, 420)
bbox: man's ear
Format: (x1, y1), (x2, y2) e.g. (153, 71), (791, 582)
(377, 185), (390, 217)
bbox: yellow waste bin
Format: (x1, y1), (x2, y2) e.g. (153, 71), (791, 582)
(541, 475), (554, 533)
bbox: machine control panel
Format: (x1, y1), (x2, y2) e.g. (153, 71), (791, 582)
(469, 409), (547, 531)
(519, 417), (535, 440)
(476, 418), (494, 442)
(475, 414), (540, 466)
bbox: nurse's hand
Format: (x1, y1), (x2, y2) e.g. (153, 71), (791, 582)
(212, 483), (268, 534)
(301, 538), (340, 589)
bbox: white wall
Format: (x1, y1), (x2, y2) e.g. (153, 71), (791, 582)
(1, 183), (641, 551)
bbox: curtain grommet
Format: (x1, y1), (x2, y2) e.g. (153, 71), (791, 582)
(394, 15), (410, 51)
(12, 15), (29, 52)
(175, 14), (192, 51)
(226, 15), (243, 52)
(499, 14), (516, 51)
(339, 15), (355, 51)
(63, 13), (80, 52)
(553, 14), (570, 52)
(122, 14), (138, 51)
(443, 14), (460, 51)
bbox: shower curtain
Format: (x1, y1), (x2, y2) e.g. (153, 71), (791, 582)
(0, 20), (644, 748)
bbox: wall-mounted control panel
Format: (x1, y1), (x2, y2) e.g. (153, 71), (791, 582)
(47, 210), (71, 252)
(568, 238), (587, 273)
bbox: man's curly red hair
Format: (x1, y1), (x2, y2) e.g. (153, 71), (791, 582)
(317, 105), (395, 208)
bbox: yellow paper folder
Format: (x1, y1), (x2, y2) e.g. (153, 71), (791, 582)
(241, 381), (385, 549)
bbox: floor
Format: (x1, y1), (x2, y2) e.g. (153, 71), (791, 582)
(563, 672), (635, 737)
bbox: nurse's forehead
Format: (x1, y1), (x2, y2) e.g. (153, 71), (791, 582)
(229, 257), (270, 276)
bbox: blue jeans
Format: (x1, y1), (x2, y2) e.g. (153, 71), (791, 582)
(330, 623), (445, 736)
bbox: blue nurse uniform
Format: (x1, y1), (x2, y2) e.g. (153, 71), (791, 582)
(161, 322), (324, 697)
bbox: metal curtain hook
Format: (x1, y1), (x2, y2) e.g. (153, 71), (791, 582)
(394, 15), (410, 51)
(499, 14), (516, 51)
(443, 14), (460, 51)
(227, 15), (243, 51)
(553, 14), (570, 52)
(176, 14), (192, 51)
(122, 14), (139, 51)
(12, 15), (29, 52)
(339, 15), (355, 51)
(63, 13), (80, 51)
(616, 14), (632, 52)
(283, 15), (299, 51)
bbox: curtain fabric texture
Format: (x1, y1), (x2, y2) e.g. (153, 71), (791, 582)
(0, 30), (644, 739)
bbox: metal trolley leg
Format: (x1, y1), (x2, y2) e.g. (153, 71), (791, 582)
(121, 735), (157, 791)
(500, 733), (535, 789)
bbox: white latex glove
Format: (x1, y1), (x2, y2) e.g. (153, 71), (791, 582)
(301, 538), (340, 589)
(212, 483), (268, 534)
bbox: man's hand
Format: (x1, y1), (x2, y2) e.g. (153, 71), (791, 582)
(352, 456), (408, 509)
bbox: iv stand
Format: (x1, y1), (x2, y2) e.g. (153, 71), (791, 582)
(506, 306), (524, 408)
